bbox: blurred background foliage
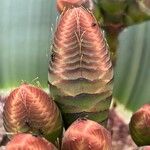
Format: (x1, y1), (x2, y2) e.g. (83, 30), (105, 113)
(0, 0), (150, 111)
(114, 22), (150, 111)
(0, 0), (57, 89)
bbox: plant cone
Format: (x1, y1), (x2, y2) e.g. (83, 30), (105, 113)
(3, 83), (63, 144)
(124, 0), (150, 26)
(61, 119), (112, 150)
(56, 0), (94, 13)
(6, 133), (58, 150)
(129, 104), (150, 146)
(48, 7), (113, 128)
(141, 146), (150, 150)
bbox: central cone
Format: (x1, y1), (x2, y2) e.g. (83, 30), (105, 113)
(48, 7), (113, 128)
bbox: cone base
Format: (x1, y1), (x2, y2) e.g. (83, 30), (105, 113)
(61, 111), (109, 129)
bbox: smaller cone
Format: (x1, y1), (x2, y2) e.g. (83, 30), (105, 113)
(62, 119), (112, 150)
(6, 133), (58, 150)
(129, 104), (150, 146)
(3, 83), (63, 144)
(141, 146), (150, 150)
(56, 0), (94, 13)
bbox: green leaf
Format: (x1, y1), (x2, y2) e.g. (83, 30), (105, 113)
(0, 0), (57, 89)
(114, 21), (150, 111)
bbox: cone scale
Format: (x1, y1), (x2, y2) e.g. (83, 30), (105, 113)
(48, 7), (113, 128)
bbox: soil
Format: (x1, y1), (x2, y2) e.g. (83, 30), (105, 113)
(108, 108), (137, 150)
